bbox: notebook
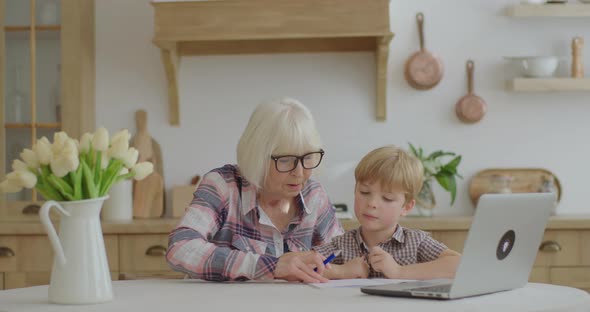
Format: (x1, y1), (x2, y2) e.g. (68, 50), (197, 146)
(361, 192), (556, 300)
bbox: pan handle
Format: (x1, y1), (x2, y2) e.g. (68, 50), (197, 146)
(467, 60), (475, 94)
(416, 13), (425, 51)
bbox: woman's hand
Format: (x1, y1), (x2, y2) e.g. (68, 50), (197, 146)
(274, 251), (329, 283)
(368, 246), (401, 278)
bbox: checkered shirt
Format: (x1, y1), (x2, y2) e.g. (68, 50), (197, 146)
(313, 226), (447, 278)
(166, 164), (344, 281)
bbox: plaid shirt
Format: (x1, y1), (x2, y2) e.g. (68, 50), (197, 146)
(166, 164), (344, 281)
(313, 226), (447, 278)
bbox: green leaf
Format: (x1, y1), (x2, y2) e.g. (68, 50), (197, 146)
(408, 143), (418, 157)
(47, 174), (75, 200)
(81, 158), (98, 198)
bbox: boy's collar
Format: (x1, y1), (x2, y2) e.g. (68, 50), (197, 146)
(357, 224), (406, 248)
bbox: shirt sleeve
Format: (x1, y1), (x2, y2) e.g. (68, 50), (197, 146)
(165, 171), (278, 281)
(312, 235), (345, 265)
(416, 232), (448, 263)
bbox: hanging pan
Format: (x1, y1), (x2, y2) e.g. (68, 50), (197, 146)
(404, 13), (444, 90)
(455, 60), (486, 123)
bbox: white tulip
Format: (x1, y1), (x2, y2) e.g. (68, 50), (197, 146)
(34, 137), (53, 165)
(80, 133), (93, 153)
(119, 167), (129, 175)
(109, 130), (130, 159)
(50, 140), (80, 178)
(92, 127), (109, 152)
(20, 148), (39, 169)
(12, 159), (28, 172)
(0, 179), (23, 193)
(52, 131), (69, 154)
(132, 162), (153, 180)
(121, 147), (139, 169)
(16, 170), (37, 189)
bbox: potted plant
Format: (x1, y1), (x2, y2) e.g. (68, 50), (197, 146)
(408, 143), (462, 216)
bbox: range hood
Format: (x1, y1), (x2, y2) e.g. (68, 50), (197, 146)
(152, 0), (393, 125)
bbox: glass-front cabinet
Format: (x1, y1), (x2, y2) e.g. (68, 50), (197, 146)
(0, 0), (95, 220)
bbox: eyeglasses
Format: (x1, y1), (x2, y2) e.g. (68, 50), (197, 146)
(270, 150), (325, 173)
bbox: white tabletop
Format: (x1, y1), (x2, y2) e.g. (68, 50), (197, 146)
(1, 279), (589, 312)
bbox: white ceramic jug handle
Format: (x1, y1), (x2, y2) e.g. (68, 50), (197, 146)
(39, 200), (71, 266)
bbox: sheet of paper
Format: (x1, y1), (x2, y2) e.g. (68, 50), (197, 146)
(308, 278), (414, 289)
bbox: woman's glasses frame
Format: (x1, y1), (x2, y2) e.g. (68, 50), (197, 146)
(270, 149), (325, 173)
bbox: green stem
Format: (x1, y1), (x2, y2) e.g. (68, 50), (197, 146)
(36, 180), (65, 201)
(81, 158), (98, 198)
(99, 159), (124, 196)
(47, 174), (75, 201)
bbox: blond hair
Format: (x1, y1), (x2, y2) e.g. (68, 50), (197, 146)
(354, 145), (424, 203)
(237, 97), (322, 189)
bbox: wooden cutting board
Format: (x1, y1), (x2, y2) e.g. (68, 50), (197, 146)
(469, 168), (561, 205)
(130, 110), (165, 218)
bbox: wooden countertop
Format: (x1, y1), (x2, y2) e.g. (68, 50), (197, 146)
(1, 215), (590, 235)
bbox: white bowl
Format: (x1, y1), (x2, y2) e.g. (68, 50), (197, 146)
(504, 56), (559, 78)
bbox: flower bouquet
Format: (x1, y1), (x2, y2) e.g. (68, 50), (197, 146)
(0, 127), (153, 200)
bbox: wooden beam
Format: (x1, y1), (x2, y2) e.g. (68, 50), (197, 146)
(160, 45), (180, 126)
(178, 37), (377, 56)
(375, 34), (393, 121)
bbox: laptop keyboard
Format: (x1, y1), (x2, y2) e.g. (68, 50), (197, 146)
(411, 284), (452, 293)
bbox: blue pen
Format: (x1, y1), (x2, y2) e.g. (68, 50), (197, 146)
(314, 250), (341, 272)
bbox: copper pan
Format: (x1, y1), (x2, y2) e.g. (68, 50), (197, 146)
(404, 13), (444, 90)
(455, 60), (486, 123)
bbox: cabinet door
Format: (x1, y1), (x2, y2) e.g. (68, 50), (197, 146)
(0, 0), (95, 218)
(119, 234), (173, 273)
(0, 272), (4, 289)
(535, 230), (584, 267)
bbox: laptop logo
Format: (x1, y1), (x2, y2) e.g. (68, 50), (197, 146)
(497, 230), (515, 260)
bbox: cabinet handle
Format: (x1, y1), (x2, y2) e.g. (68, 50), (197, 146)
(22, 204), (41, 215)
(145, 245), (167, 257)
(539, 241), (561, 253)
(0, 247), (16, 257)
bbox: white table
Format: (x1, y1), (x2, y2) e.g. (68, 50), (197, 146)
(1, 279), (589, 312)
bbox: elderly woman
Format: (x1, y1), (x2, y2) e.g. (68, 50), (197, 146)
(166, 98), (343, 283)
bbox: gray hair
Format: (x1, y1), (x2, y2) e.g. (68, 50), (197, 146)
(237, 97), (322, 189)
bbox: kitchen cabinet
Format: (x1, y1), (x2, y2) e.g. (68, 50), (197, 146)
(0, 0), (95, 221)
(2, 217), (589, 290)
(342, 216), (590, 293)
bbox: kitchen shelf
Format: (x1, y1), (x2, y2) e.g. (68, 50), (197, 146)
(507, 4), (590, 17)
(151, 0), (393, 125)
(507, 78), (590, 92)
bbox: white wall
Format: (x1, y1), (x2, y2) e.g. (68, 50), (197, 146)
(96, 0), (590, 216)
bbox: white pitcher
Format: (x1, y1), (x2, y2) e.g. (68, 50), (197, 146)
(39, 196), (114, 304)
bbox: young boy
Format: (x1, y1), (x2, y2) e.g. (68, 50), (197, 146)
(314, 145), (461, 280)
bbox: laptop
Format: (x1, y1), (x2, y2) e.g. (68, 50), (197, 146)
(361, 192), (556, 300)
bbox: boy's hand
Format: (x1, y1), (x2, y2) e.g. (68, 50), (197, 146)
(324, 257), (369, 279)
(368, 246), (401, 278)
(341, 256), (370, 278)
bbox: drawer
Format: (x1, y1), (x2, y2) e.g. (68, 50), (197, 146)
(550, 267), (590, 289)
(119, 234), (170, 272)
(529, 267), (550, 283)
(535, 230), (586, 266)
(0, 235), (119, 272)
(0, 201), (59, 222)
(0, 272), (4, 290)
